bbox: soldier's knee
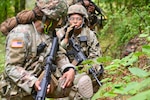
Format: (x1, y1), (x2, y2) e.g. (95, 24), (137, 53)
(70, 74), (93, 100)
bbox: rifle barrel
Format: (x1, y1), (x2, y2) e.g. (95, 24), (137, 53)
(35, 35), (58, 100)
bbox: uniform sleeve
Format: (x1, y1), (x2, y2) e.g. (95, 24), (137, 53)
(56, 28), (66, 40)
(5, 27), (37, 94)
(56, 50), (75, 73)
(56, 28), (69, 49)
(88, 31), (102, 59)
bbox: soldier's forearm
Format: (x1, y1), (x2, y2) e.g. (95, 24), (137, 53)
(5, 65), (37, 94)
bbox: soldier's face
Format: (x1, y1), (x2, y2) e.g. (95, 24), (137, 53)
(83, 0), (95, 13)
(68, 14), (83, 29)
(83, 0), (90, 7)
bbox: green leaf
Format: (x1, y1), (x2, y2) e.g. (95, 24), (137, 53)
(105, 64), (120, 70)
(81, 59), (94, 65)
(121, 53), (138, 67)
(142, 45), (150, 56)
(139, 33), (149, 37)
(122, 82), (139, 94)
(134, 51), (143, 57)
(122, 76), (131, 82)
(92, 89), (102, 100)
(114, 83), (123, 88)
(128, 90), (150, 100)
(97, 56), (112, 63)
(113, 87), (124, 94)
(128, 67), (149, 78)
(128, 89), (138, 95)
(136, 78), (150, 91)
(105, 59), (121, 70)
(147, 36), (150, 41)
(101, 78), (112, 83)
(103, 92), (117, 97)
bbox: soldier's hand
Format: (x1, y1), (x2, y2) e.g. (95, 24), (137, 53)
(59, 68), (75, 88)
(87, 3), (95, 13)
(65, 24), (75, 39)
(34, 80), (50, 94)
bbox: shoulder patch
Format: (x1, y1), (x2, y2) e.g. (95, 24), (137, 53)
(11, 40), (24, 48)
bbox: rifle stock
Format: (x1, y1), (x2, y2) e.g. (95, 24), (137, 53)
(35, 33), (58, 100)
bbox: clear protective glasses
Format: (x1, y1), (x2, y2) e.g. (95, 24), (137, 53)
(68, 16), (83, 21)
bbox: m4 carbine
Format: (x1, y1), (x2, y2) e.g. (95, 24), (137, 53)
(68, 37), (104, 86)
(78, 0), (104, 16)
(89, 0), (104, 16)
(35, 30), (58, 100)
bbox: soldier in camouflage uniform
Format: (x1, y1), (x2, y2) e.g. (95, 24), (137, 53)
(59, 0), (105, 30)
(0, 0), (93, 100)
(56, 4), (102, 95)
(57, 4), (102, 61)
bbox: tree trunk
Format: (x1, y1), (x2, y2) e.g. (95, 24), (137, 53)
(145, 0), (149, 5)
(4, 3), (8, 19)
(110, 3), (113, 13)
(20, 0), (26, 10)
(15, 0), (19, 15)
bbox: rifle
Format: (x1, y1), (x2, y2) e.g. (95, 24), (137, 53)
(78, 0), (104, 16)
(35, 30), (58, 100)
(89, 0), (104, 16)
(68, 37), (104, 86)
(68, 38), (87, 65)
(78, 0), (105, 27)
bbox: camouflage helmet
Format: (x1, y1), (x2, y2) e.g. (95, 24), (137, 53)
(67, 4), (88, 19)
(36, 0), (68, 20)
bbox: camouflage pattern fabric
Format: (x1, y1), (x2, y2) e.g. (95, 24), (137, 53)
(0, 0), (68, 36)
(67, 4), (88, 19)
(0, 23), (94, 100)
(0, 23), (75, 99)
(56, 0), (106, 30)
(65, 0), (78, 6)
(36, 0), (68, 20)
(57, 26), (102, 62)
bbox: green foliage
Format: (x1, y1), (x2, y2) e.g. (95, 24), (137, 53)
(0, 34), (5, 72)
(0, 0), (15, 23)
(128, 90), (150, 100)
(98, 1), (150, 58)
(0, 0), (149, 100)
(128, 67), (149, 78)
(97, 56), (112, 63)
(92, 44), (150, 100)
(142, 45), (150, 56)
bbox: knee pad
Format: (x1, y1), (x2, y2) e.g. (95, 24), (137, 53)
(70, 74), (93, 99)
(77, 75), (93, 98)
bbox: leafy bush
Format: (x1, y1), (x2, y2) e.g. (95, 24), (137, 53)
(92, 45), (150, 100)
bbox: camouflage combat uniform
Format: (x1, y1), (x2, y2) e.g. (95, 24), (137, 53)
(1, 23), (94, 100)
(58, 0), (105, 30)
(0, 22), (71, 99)
(57, 26), (101, 61)
(56, 4), (103, 97)
(0, 1), (94, 100)
(57, 4), (102, 61)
